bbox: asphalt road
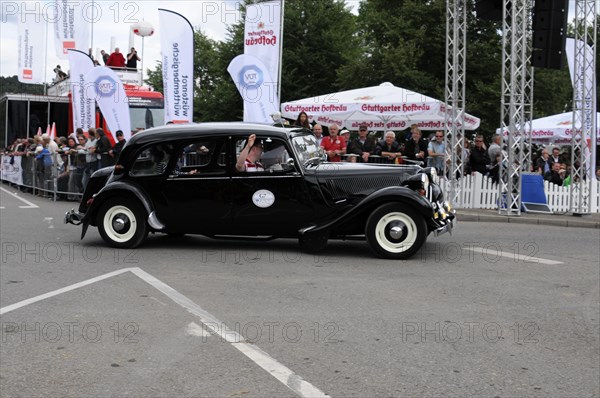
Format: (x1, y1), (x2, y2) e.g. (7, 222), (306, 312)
(1, 185), (599, 397)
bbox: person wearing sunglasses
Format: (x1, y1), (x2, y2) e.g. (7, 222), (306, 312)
(427, 130), (446, 173)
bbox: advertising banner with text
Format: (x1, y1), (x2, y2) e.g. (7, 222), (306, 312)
(68, 49), (95, 133)
(228, 54), (279, 124)
(17, 14), (45, 84)
(159, 9), (194, 124)
(244, 0), (281, 110)
(53, 0), (91, 59)
(83, 67), (131, 140)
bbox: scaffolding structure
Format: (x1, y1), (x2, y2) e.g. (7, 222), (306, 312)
(570, 0), (597, 214)
(498, 0), (534, 215)
(444, 0), (467, 207)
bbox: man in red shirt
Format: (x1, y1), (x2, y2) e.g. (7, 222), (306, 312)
(320, 124), (346, 162)
(106, 47), (126, 68)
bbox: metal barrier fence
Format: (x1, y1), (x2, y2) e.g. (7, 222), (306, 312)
(0, 153), (97, 202)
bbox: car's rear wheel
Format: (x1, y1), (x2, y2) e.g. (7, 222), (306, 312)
(97, 198), (148, 248)
(366, 204), (426, 259)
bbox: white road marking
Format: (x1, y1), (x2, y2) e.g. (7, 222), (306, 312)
(129, 267), (331, 398)
(0, 268), (134, 315)
(0, 206), (5, 209)
(466, 246), (564, 265)
(0, 267), (329, 398)
(0, 187), (39, 209)
(186, 322), (211, 338)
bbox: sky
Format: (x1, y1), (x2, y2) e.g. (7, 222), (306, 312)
(0, 0), (584, 82)
(0, 0), (361, 81)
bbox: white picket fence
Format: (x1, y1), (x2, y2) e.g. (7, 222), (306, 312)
(442, 173), (600, 213)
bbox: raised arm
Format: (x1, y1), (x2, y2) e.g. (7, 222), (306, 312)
(235, 134), (256, 172)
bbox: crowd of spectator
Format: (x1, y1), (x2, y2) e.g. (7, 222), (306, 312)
(50, 46), (141, 85)
(2, 128), (126, 200)
(295, 115), (599, 186)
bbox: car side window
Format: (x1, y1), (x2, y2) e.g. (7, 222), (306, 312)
(174, 139), (226, 176)
(129, 144), (172, 176)
(235, 137), (295, 173)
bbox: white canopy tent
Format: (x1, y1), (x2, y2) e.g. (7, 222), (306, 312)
(281, 82), (480, 131)
(496, 112), (600, 145)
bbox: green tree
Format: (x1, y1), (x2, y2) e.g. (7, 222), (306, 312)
(0, 76), (45, 96)
(341, 0), (505, 135)
(146, 0), (360, 121)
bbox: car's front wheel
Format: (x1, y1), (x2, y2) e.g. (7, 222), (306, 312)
(366, 204), (426, 259)
(97, 198), (148, 248)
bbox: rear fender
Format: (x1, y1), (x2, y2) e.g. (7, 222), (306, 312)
(300, 186), (433, 236)
(81, 182), (160, 236)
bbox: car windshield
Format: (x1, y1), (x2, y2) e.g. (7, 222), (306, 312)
(291, 135), (325, 168)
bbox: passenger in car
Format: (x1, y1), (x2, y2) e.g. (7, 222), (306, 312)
(236, 134), (264, 172)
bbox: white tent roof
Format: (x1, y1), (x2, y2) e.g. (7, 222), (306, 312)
(281, 82), (480, 130)
(496, 112), (600, 144)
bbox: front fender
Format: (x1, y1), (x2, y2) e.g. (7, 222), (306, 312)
(300, 186), (433, 236)
(81, 181), (158, 229)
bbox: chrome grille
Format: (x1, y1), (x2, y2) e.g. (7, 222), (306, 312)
(326, 176), (406, 200)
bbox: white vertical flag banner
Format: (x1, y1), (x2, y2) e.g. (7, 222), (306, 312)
(244, 0), (282, 109)
(68, 49), (95, 133)
(83, 66), (131, 140)
(53, 0), (91, 60)
(158, 9), (194, 124)
(17, 14), (45, 84)
(228, 54), (279, 124)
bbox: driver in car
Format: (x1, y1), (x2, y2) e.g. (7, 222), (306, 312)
(236, 134), (264, 172)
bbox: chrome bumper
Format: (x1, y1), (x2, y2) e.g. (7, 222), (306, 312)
(433, 216), (455, 237)
(64, 209), (84, 226)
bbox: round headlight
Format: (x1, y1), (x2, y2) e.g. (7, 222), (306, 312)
(429, 168), (439, 185)
(421, 173), (430, 193)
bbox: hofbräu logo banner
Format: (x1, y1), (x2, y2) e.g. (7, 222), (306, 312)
(228, 54), (279, 124)
(83, 67), (131, 140)
(159, 9), (194, 124)
(17, 14), (45, 84)
(53, 0), (91, 60)
(68, 49), (95, 133)
(244, 0), (281, 110)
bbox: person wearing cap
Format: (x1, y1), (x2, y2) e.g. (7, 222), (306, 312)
(346, 125), (375, 162)
(110, 130), (127, 159)
(236, 134), (264, 172)
(320, 124), (346, 162)
(312, 124), (324, 146)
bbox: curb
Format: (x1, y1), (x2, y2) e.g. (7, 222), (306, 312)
(457, 213), (600, 229)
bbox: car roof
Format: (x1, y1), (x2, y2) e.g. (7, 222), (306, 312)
(127, 122), (309, 146)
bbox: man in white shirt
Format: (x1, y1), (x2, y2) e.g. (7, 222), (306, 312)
(312, 124), (324, 146)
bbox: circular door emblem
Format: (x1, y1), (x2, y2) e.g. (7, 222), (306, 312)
(252, 189), (275, 208)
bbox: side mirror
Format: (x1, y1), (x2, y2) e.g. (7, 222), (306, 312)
(286, 158), (295, 167)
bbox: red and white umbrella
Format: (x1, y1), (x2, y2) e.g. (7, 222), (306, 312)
(281, 82), (480, 131)
(496, 112), (600, 144)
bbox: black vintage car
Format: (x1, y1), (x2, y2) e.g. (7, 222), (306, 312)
(65, 123), (455, 259)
